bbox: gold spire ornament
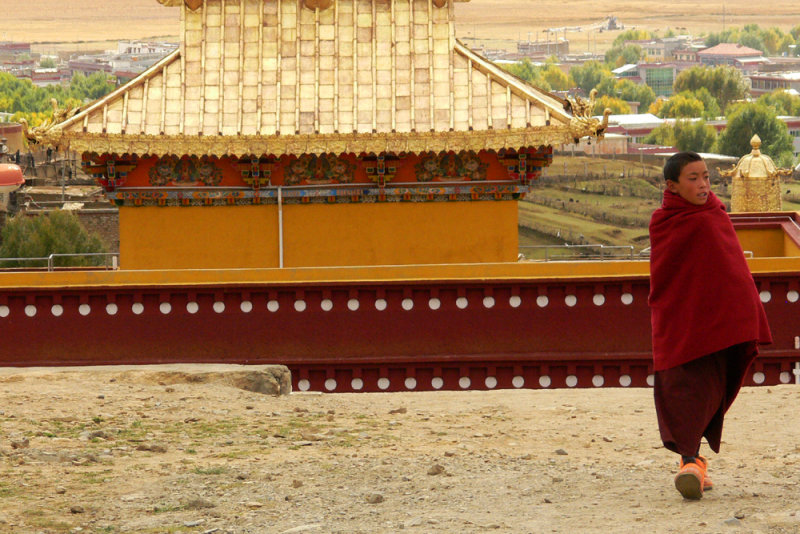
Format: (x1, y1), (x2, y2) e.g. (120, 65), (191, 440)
(721, 135), (792, 212)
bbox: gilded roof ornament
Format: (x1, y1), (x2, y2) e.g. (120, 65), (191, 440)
(156, 0), (203, 9)
(565, 90), (610, 142)
(721, 134), (792, 212)
(20, 99), (80, 145)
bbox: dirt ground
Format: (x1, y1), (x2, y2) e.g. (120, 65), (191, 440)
(1, 365), (799, 534)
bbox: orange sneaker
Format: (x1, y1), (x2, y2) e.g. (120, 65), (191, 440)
(674, 459), (704, 500)
(696, 455), (714, 491)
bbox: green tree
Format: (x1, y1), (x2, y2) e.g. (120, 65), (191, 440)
(673, 120), (718, 153)
(503, 59), (551, 91)
(644, 123), (677, 147)
(39, 57), (57, 69)
(541, 64), (573, 91)
(644, 120), (717, 152)
(593, 95), (630, 115)
(0, 211), (107, 268)
(656, 92), (705, 118)
(673, 65), (748, 111)
(595, 78), (655, 112)
(718, 103), (794, 165)
(569, 61), (614, 95)
(757, 90), (800, 116)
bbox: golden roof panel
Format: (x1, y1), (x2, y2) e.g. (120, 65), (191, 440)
(40, 0), (604, 156)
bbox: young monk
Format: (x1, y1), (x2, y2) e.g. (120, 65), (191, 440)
(648, 151), (772, 500)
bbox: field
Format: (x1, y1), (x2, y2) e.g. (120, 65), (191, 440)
(519, 153), (800, 257)
(3, 0), (800, 54)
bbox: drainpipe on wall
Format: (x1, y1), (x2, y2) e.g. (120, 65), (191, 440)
(278, 186), (284, 268)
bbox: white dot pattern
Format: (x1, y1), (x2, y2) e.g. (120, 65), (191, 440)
(539, 375), (551, 388)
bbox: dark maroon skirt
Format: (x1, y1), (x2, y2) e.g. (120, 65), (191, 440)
(653, 342), (757, 456)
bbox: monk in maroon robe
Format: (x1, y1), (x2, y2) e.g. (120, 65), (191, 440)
(648, 151), (772, 500)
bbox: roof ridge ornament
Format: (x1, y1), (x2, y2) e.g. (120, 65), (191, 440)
(565, 90), (610, 143)
(156, 0), (203, 10)
(20, 99), (80, 145)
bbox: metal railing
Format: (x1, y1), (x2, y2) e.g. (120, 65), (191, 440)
(519, 244), (638, 261)
(0, 253), (119, 271)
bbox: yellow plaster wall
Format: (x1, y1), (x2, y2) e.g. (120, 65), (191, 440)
(119, 206), (281, 270)
(735, 228), (785, 258)
(283, 201), (518, 267)
(119, 201), (518, 269)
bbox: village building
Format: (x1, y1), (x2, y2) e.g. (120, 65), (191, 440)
(697, 42), (766, 68)
(30, 0), (606, 271)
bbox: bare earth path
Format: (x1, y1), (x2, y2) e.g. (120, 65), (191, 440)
(1, 366), (799, 534)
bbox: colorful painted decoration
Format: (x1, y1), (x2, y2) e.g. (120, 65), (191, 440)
(499, 147), (553, 184)
(149, 155), (223, 187)
(284, 154), (356, 186)
(237, 157), (273, 189)
(414, 151), (488, 182)
(362, 154), (401, 187)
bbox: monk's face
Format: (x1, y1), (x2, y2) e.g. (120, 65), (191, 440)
(667, 160), (710, 205)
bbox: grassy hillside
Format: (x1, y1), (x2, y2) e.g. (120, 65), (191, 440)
(518, 155), (800, 258)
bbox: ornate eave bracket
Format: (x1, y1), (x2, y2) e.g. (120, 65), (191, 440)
(39, 126), (577, 159)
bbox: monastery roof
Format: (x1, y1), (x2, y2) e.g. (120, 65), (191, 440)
(698, 43), (762, 57)
(33, 0), (604, 156)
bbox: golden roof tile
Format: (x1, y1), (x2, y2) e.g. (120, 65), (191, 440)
(40, 0), (605, 156)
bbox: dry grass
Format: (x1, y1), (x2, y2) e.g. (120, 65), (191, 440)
(3, 0), (800, 54)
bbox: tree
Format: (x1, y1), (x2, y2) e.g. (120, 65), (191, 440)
(673, 66), (748, 111)
(39, 57), (57, 69)
(644, 120), (717, 153)
(541, 64), (573, 91)
(757, 90), (800, 116)
(672, 120), (718, 153)
(655, 92), (704, 118)
(593, 95), (630, 115)
(502, 59), (551, 91)
(595, 78), (655, 113)
(569, 61), (614, 95)
(644, 123), (676, 147)
(0, 211), (107, 268)
(718, 103), (794, 165)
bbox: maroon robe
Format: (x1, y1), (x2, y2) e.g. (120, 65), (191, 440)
(648, 190), (771, 455)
